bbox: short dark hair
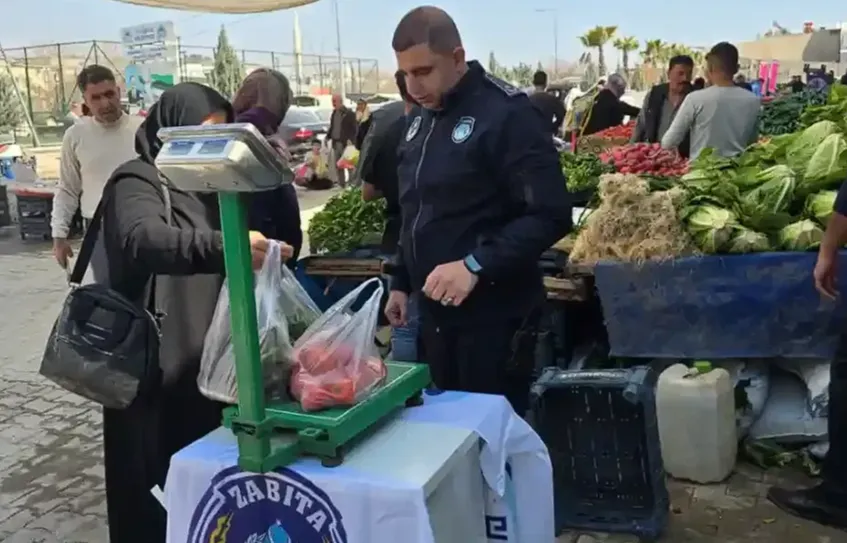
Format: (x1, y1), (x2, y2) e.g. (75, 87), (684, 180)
(391, 6), (462, 54)
(394, 70), (414, 104)
(532, 70), (548, 87)
(706, 42), (739, 76)
(669, 55), (694, 70)
(76, 65), (116, 92)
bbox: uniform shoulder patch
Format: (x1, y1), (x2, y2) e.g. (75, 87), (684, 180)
(484, 73), (524, 97)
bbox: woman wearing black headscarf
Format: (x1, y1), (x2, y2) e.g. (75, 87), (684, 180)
(233, 68), (303, 264)
(98, 82), (293, 543)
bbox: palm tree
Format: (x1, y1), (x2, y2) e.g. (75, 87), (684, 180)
(613, 36), (639, 78)
(579, 25), (618, 76)
(641, 39), (665, 84)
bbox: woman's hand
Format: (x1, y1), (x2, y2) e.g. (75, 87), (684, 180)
(249, 230), (270, 269)
(249, 231), (295, 269)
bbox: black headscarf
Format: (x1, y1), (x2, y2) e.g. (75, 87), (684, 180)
(135, 82), (234, 163)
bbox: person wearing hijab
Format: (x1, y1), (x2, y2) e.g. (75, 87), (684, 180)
(580, 73), (641, 136)
(98, 82), (293, 543)
(232, 68), (303, 265)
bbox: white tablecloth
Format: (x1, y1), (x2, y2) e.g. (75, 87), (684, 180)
(164, 390), (554, 543)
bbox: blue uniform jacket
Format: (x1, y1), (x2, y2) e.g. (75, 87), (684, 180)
(391, 61), (572, 322)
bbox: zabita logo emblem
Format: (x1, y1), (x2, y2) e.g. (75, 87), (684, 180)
(187, 465), (348, 543)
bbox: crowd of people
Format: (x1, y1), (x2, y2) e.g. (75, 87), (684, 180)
(43, 6), (847, 541)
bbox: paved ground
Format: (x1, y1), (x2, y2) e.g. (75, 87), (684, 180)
(0, 204), (843, 542)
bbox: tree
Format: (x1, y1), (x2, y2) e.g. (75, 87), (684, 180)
(208, 26), (244, 98)
(641, 39), (666, 84)
(0, 76), (23, 132)
(579, 26), (617, 76)
(613, 36), (639, 79)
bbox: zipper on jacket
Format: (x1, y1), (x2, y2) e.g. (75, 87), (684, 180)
(411, 118), (437, 265)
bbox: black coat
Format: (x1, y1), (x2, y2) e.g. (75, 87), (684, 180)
(581, 89), (641, 135)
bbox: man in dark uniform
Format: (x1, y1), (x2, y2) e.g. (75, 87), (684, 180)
(384, 6), (572, 414)
(768, 181), (847, 529)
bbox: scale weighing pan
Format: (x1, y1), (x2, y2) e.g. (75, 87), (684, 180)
(154, 123), (293, 193)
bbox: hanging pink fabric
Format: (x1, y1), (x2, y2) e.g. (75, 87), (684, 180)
(768, 62), (779, 94)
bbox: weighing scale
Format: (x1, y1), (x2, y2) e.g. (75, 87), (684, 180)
(155, 124), (431, 472)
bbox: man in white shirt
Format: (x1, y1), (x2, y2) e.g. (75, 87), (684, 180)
(51, 65), (143, 274)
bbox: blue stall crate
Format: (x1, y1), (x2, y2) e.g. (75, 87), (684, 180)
(593, 252), (847, 360)
(529, 366), (668, 540)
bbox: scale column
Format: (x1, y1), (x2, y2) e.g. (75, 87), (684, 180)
(218, 192), (269, 470)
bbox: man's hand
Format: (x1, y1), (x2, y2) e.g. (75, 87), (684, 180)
(385, 290), (409, 327)
(53, 238), (73, 269)
(422, 260), (478, 306)
(814, 248), (838, 300)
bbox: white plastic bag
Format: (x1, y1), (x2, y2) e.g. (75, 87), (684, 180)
(290, 277), (387, 411)
(336, 143), (359, 170)
(198, 241), (294, 404)
(775, 358), (830, 417)
(279, 264), (322, 342)
(748, 370), (827, 443)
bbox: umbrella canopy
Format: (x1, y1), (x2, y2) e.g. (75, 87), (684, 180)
(109, 0), (317, 13)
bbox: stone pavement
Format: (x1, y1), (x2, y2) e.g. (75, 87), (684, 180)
(0, 226), (843, 542)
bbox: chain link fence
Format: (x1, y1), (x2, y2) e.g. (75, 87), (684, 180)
(4, 40), (380, 146)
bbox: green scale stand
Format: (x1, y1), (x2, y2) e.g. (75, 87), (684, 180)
(155, 123), (431, 472)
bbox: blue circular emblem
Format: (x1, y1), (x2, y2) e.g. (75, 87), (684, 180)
(406, 116), (421, 141)
(187, 466), (348, 543)
(451, 117), (475, 143)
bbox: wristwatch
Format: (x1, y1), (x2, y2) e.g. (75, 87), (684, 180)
(463, 255), (482, 275)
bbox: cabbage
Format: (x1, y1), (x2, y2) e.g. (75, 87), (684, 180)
(744, 166), (796, 212)
(786, 120), (840, 174)
(778, 219), (824, 251)
(804, 190), (837, 225)
(737, 166), (796, 233)
(684, 205), (740, 253)
(803, 133), (847, 186)
(728, 228), (770, 254)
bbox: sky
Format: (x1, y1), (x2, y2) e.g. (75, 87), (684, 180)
(3, 0), (844, 69)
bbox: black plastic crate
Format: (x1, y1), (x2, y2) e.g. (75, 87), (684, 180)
(0, 185), (10, 227)
(530, 366), (668, 540)
(16, 194), (53, 240)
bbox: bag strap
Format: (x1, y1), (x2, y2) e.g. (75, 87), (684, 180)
(68, 201), (105, 285)
(69, 178), (172, 317)
(147, 181), (172, 316)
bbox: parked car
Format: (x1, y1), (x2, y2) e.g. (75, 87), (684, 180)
(279, 107), (329, 162)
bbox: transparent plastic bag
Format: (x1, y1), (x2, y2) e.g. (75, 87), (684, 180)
(279, 264), (322, 343)
(336, 143), (359, 170)
(290, 277), (387, 411)
(199, 241), (294, 404)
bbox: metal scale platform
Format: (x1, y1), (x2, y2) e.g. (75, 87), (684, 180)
(155, 124), (431, 472)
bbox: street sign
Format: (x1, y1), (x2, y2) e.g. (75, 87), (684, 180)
(120, 21), (176, 62)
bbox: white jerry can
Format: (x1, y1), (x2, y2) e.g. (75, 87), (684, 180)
(656, 361), (737, 483)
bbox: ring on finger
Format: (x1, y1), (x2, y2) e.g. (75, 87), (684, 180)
(441, 297), (454, 306)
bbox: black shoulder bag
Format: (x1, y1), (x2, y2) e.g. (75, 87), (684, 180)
(39, 184), (171, 409)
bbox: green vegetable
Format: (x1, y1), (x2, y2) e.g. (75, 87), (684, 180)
(804, 190), (837, 226)
(561, 152), (614, 192)
(307, 188), (386, 254)
(802, 133), (847, 188)
(786, 121), (840, 175)
(728, 228), (770, 253)
(683, 205), (740, 253)
(759, 89), (827, 136)
(778, 219), (824, 251)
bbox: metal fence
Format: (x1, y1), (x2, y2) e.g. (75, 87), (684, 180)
(3, 40), (380, 146)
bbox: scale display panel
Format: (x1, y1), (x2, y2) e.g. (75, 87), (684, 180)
(197, 139), (231, 156)
(165, 140), (195, 155)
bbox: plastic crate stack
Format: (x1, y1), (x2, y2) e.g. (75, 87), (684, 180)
(530, 366), (669, 540)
